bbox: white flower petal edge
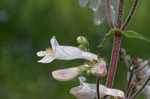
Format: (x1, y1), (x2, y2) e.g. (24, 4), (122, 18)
(70, 76), (125, 98)
(52, 67), (80, 81)
(38, 56), (55, 63)
(50, 36), (59, 52)
(104, 88), (125, 98)
(37, 36), (98, 63)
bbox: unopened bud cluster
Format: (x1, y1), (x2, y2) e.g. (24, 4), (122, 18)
(77, 36), (89, 51)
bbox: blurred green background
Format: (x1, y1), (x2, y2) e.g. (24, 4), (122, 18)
(0, 0), (149, 99)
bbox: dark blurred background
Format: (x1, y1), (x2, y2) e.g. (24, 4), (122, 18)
(0, 0), (149, 99)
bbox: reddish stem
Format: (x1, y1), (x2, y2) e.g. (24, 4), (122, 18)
(96, 78), (100, 99)
(121, 0), (139, 30)
(106, 0), (115, 29)
(134, 61), (150, 73)
(117, 0), (124, 29)
(106, 33), (121, 88)
(106, 0), (124, 88)
(126, 84), (135, 98)
(126, 68), (135, 98)
(130, 76), (150, 99)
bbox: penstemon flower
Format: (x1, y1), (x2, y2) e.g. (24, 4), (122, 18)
(70, 76), (125, 99)
(37, 36), (98, 63)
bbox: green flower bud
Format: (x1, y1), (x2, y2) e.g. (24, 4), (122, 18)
(77, 36), (88, 45)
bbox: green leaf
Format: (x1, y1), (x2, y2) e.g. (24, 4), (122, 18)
(122, 31), (150, 42)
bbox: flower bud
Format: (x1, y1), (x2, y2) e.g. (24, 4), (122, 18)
(77, 36), (88, 45)
(91, 59), (107, 77)
(52, 67), (80, 81)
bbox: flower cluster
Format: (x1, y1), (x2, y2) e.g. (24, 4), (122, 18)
(37, 36), (125, 98)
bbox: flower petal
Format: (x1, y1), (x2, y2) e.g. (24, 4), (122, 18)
(55, 46), (83, 60)
(50, 36), (59, 52)
(81, 52), (98, 61)
(36, 51), (46, 57)
(70, 76), (125, 98)
(37, 36), (98, 63)
(38, 56), (55, 63)
(105, 88), (125, 98)
(52, 67), (80, 81)
(70, 83), (96, 99)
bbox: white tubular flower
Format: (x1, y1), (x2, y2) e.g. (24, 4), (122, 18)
(70, 76), (125, 98)
(52, 67), (80, 81)
(37, 36), (98, 63)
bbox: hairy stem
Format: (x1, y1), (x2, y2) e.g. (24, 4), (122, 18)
(106, 33), (121, 88)
(121, 0), (139, 30)
(106, 0), (124, 88)
(130, 76), (150, 99)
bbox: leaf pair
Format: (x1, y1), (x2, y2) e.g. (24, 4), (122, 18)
(98, 29), (149, 48)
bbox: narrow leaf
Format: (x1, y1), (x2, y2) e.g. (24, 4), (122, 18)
(122, 31), (149, 42)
